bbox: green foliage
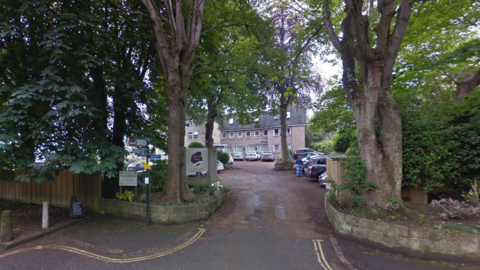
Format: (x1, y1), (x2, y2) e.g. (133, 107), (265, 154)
(187, 142), (205, 148)
(217, 151), (230, 166)
(333, 132), (354, 153)
(188, 183), (201, 193)
(402, 91), (480, 193)
(311, 140), (334, 155)
(329, 157), (379, 213)
(116, 190), (135, 202)
(148, 160), (168, 192)
(443, 224), (477, 234)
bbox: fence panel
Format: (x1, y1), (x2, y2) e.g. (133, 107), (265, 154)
(0, 170), (101, 211)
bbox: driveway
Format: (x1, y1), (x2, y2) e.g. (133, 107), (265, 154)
(0, 161), (470, 269)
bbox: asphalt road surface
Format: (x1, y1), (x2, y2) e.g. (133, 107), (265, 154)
(0, 161), (474, 269)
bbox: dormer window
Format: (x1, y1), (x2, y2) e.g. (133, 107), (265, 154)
(287, 112), (290, 119)
(229, 118), (234, 124)
(274, 115), (278, 120)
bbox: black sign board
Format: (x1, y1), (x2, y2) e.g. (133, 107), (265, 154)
(71, 200), (83, 219)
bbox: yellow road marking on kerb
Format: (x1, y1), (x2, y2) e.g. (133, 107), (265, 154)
(313, 239), (333, 270)
(0, 228), (205, 263)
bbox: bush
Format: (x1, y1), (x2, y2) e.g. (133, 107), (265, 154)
(188, 142), (204, 148)
(430, 198), (480, 220)
(330, 157), (378, 213)
(149, 159), (168, 191)
(311, 140), (334, 155)
(217, 150), (230, 166)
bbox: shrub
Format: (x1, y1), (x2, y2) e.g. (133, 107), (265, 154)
(116, 190), (135, 202)
(430, 198), (480, 220)
(330, 157), (378, 213)
(188, 183), (201, 193)
(188, 142), (204, 148)
(217, 150), (230, 166)
(149, 159), (168, 191)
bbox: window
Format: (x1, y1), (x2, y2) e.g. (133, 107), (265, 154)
(258, 145), (268, 152)
(237, 131), (243, 138)
(225, 147), (232, 154)
(246, 131), (251, 138)
(247, 146), (255, 152)
(263, 130), (268, 136)
(287, 127), (291, 135)
(229, 132), (234, 139)
(193, 132), (199, 139)
(222, 133), (226, 139)
(188, 132), (193, 140)
(274, 115), (279, 120)
(254, 117), (259, 122)
(287, 112), (290, 119)
(254, 130), (260, 137)
(229, 118), (234, 124)
(288, 144), (291, 150)
(234, 146), (243, 153)
(274, 128), (279, 136)
(274, 145), (280, 151)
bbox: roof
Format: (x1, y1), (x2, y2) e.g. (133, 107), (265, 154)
(220, 107), (307, 131)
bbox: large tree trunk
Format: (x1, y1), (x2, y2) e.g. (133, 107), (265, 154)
(279, 98), (290, 162)
(163, 66), (194, 203)
(456, 68), (480, 103)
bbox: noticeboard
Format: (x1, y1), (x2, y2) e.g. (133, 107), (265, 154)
(186, 148), (208, 173)
(119, 171), (137, 186)
(71, 200), (83, 219)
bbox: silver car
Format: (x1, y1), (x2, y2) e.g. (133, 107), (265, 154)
(261, 151), (275, 162)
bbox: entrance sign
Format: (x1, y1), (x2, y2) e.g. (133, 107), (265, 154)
(128, 139), (147, 147)
(186, 148), (208, 173)
(119, 171), (137, 186)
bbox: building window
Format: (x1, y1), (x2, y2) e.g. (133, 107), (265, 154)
(258, 145), (268, 152)
(234, 146), (243, 153)
(254, 117), (259, 122)
(188, 132), (193, 140)
(288, 144), (291, 150)
(237, 131), (242, 138)
(274, 128), (279, 136)
(247, 146), (255, 152)
(225, 147), (232, 154)
(274, 115), (279, 120)
(193, 132), (199, 139)
(246, 131), (251, 138)
(263, 130), (268, 137)
(274, 145), (280, 151)
(287, 127), (291, 135)
(229, 118), (234, 124)
(229, 132), (234, 139)
(287, 112), (290, 119)
(254, 130), (260, 137)
(222, 133), (226, 139)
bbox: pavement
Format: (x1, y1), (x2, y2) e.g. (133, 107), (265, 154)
(0, 161), (479, 269)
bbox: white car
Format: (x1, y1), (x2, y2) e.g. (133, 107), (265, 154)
(228, 154), (234, 165)
(217, 160), (224, 173)
(246, 152), (258, 161)
(233, 152), (244, 161)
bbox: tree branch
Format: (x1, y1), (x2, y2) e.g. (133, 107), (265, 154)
(322, 0), (342, 51)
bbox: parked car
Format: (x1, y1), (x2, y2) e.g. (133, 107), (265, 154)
(187, 171), (206, 177)
(261, 151), (275, 162)
(255, 152), (262, 160)
(305, 155), (344, 180)
(233, 152), (244, 161)
(246, 152), (259, 161)
(318, 171), (327, 186)
(299, 151), (320, 159)
(217, 160), (224, 173)
(293, 148), (324, 159)
(127, 163), (145, 171)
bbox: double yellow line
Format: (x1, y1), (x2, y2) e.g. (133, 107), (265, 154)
(313, 239), (333, 270)
(0, 228), (205, 263)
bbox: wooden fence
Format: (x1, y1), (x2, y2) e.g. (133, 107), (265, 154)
(0, 171), (101, 211)
(326, 157), (427, 204)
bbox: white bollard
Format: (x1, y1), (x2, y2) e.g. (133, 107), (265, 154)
(42, 201), (49, 229)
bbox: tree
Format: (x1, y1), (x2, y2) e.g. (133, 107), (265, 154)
(138, 0), (204, 203)
(265, 4), (321, 162)
(322, 0), (415, 208)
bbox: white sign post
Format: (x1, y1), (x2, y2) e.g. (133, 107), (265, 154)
(186, 148), (208, 173)
(119, 171), (137, 186)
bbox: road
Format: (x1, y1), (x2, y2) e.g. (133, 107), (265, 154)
(0, 161), (471, 269)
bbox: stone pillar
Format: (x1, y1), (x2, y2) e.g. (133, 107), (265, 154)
(1, 210), (13, 242)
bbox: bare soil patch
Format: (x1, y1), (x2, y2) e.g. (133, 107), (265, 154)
(0, 199), (77, 246)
